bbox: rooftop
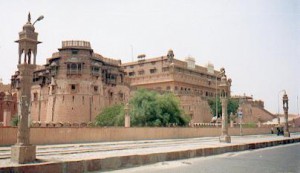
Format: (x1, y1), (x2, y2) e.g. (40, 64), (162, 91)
(61, 40), (91, 50)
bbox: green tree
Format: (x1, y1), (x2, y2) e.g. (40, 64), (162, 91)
(129, 89), (159, 126)
(130, 89), (189, 126)
(11, 116), (19, 127)
(208, 97), (222, 117)
(208, 97), (239, 118)
(156, 93), (190, 126)
(95, 89), (190, 127)
(95, 104), (124, 126)
(227, 99), (239, 116)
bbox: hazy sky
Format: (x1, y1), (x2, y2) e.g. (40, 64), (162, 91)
(0, 0), (299, 114)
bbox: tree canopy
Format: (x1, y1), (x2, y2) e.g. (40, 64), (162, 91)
(94, 104), (124, 126)
(208, 97), (239, 118)
(95, 89), (190, 127)
(130, 89), (189, 126)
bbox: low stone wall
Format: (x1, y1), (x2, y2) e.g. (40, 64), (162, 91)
(1, 127), (300, 146)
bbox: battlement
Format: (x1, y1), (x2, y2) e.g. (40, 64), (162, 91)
(62, 40), (91, 49)
(93, 53), (121, 66)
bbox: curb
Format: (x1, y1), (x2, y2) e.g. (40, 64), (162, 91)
(1, 137), (300, 173)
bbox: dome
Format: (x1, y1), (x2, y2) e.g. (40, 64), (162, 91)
(50, 61), (58, 67)
(23, 23), (35, 32)
(167, 49), (174, 56)
(228, 78), (232, 83)
(220, 67), (225, 73)
(221, 75), (227, 82)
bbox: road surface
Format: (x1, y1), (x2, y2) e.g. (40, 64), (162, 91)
(107, 143), (300, 173)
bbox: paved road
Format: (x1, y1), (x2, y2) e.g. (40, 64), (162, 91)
(108, 143), (300, 173)
(1, 133), (300, 167)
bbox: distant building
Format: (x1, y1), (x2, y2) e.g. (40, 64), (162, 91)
(122, 51), (226, 123)
(264, 114), (300, 128)
(0, 82), (17, 124)
(232, 94), (275, 123)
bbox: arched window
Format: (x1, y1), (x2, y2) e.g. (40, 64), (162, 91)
(67, 63), (82, 75)
(71, 63), (77, 70)
(66, 57), (83, 75)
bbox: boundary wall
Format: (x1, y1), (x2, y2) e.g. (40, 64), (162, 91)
(1, 127), (300, 146)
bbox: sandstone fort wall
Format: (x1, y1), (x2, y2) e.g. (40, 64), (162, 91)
(1, 127), (299, 146)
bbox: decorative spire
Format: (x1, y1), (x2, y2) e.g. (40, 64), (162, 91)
(28, 12), (31, 23)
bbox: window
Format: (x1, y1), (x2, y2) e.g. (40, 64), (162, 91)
(71, 84), (76, 91)
(94, 86), (98, 92)
(151, 61), (156, 65)
(91, 66), (100, 76)
(67, 63), (82, 75)
(162, 67), (169, 72)
(166, 86), (171, 90)
(129, 72), (135, 76)
(130, 65), (134, 69)
(51, 86), (56, 94)
(33, 93), (38, 101)
(138, 70), (144, 75)
(150, 68), (157, 74)
(72, 50), (78, 55)
(93, 67), (100, 73)
(50, 61), (59, 76)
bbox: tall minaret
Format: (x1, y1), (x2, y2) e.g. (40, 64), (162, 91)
(15, 12), (41, 65)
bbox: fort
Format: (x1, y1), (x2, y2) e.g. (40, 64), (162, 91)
(0, 15), (276, 127)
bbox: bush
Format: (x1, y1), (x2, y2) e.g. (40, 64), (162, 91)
(242, 122), (257, 128)
(11, 116), (19, 127)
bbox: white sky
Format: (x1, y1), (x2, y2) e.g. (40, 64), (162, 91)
(0, 0), (299, 114)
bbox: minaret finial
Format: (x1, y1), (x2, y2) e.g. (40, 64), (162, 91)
(28, 12), (31, 23)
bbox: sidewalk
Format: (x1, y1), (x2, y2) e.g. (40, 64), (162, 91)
(0, 133), (300, 173)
